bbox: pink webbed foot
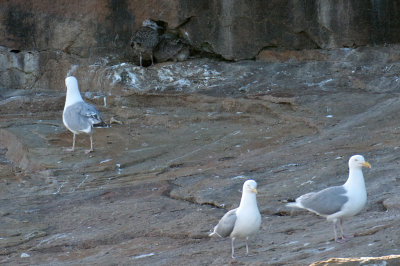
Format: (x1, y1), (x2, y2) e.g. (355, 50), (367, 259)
(341, 234), (354, 241)
(335, 234), (354, 243)
(335, 238), (348, 243)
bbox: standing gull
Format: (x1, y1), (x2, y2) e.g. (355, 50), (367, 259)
(130, 19), (161, 67)
(63, 76), (108, 153)
(286, 155), (371, 242)
(209, 180), (261, 258)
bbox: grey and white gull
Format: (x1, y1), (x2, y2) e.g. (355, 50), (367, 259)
(286, 155), (371, 242)
(63, 76), (108, 153)
(209, 179), (262, 258)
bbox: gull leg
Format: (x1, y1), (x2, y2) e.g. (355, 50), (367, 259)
(334, 219), (351, 243)
(139, 53), (143, 67)
(66, 133), (76, 152)
(231, 237), (236, 259)
(85, 135), (94, 154)
(333, 220), (340, 243)
(151, 53), (154, 65)
(245, 236), (249, 256)
(244, 236), (256, 257)
(338, 219), (354, 240)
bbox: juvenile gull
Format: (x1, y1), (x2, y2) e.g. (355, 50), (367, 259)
(130, 19), (161, 67)
(154, 33), (190, 63)
(286, 155), (371, 242)
(209, 180), (261, 258)
(63, 76), (108, 153)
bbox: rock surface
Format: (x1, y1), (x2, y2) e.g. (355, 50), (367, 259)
(1, 46), (400, 264)
(2, 2), (400, 264)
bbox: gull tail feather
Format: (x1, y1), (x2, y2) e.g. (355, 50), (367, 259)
(208, 230), (221, 237)
(93, 121), (111, 128)
(286, 201), (301, 208)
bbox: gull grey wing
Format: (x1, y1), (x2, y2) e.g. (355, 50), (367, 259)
(299, 186), (348, 215)
(214, 208), (237, 237)
(78, 102), (103, 125)
(63, 103), (91, 132)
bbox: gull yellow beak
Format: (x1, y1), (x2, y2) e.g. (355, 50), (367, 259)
(252, 188), (258, 194)
(362, 161), (371, 168)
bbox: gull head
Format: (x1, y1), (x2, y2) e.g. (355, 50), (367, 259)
(349, 155), (371, 169)
(65, 76), (79, 90)
(64, 76), (83, 107)
(142, 19), (161, 30)
(243, 179), (258, 194)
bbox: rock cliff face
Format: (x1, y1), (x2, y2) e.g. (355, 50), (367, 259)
(2, 0), (400, 59)
(1, 0), (400, 91)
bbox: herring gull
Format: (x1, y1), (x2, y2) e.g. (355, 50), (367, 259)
(63, 76), (109, 153)
(286, 155), (371, 242)
(209, 180), (261, 258)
